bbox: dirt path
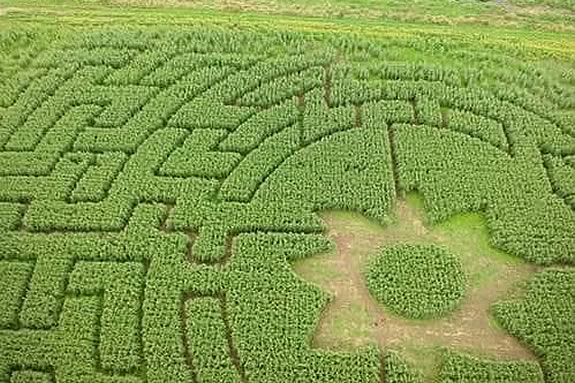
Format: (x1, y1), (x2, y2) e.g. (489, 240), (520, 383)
(295, 199), (539, 361)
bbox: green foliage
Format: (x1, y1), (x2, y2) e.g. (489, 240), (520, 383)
(493, 269), (575, 383)
(0, 25), (573, 382)
(366, 244), (466, 320)
(9, 370), (53, 383)
(219, 124), (300, 202)
(160, 128), (241, 179)
(445, 109), (508, 152)
(0, 262), (33, 329)
(394, 122), (575, 265)
(508, 0), (575, 11)
(254, 102), (396, 223)
(184, 297), (242, 383)
(438, 351), (544, 383)
(543, 154), (575, 210)
(384, 351), (423, 383)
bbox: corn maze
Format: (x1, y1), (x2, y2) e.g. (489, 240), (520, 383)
(0, 29), (574, 382)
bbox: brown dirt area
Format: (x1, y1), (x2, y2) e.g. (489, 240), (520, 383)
(293, 197), (540, 362)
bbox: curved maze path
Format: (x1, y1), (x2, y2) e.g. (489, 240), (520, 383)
(0, 30), (574, 383)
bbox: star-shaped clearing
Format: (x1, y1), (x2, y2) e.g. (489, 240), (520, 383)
(293, 193), (540, 371)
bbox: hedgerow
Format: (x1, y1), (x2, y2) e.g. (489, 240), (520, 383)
(0, 26), (573, 382)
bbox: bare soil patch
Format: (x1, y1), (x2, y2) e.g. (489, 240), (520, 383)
(293, 197), (539, 362)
